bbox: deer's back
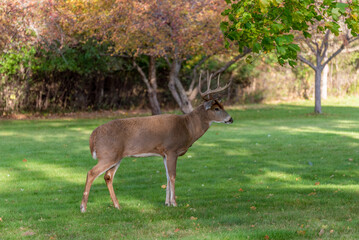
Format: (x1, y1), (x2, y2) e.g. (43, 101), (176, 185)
(90, 114), (190, 159)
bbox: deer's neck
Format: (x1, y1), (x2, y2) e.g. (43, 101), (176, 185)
(184, 105), (210, 144)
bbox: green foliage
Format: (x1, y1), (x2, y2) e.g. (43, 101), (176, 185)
(221, 0), (359, 66)
(37, 40), (114, 75)
(0, 46), (39, 76)
(1, 98), (359, 239)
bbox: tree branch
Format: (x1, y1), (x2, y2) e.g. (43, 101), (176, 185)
(322, 44), (345, 67)
(319, 30), (330, 57)
(349, 36), (359, 44)
(322, 36), (359, 67)
(212, 47), (251, 77)
(304, 39), (316, 53)
(298, 55), (316, 70)
(133, 59), (151, 89)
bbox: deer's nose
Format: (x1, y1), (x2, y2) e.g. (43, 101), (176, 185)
(225, 117), (233, 124)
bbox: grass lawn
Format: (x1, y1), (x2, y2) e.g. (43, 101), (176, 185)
(1, 97), (359, 239)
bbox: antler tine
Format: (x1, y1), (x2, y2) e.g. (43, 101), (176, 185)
(198, 71), (232, 100)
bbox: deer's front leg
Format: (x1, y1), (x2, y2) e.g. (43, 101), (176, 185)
(163, 156), (170, 206)
(164, 153), (178, 206)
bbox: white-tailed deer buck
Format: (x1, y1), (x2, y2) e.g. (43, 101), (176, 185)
(80, 73), (233, 212)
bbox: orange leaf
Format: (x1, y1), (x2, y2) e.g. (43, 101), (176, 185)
(264, 235), (269, 239)
(23, 159), (27, 162)
(174, 228), (180, 233)
(315, 182), (320, 185)
(190, 216), (198, 220)
(297, 230), (306, 235)
(0, 217), (2, 222)
(238, 188), (244, 192)
(161, 185), (166, 189)
(250, 206), (256, 210)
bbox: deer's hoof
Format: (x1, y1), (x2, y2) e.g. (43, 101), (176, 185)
(80, 205), (86, 213)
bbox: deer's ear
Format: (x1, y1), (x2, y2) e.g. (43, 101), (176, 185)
(204, 100), (214, 110)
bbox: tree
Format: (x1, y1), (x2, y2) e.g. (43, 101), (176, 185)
(221, 0), (359, 113)
(102, 0), (250, 113)
(297, 28), (359, 113)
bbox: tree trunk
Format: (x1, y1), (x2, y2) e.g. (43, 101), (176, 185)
(168, 59), (193, 114)
(314, 68), (322, 114)
(322, 63), (328, 99)
(133, 56), (161, 115)
(148, 56), (161, 115)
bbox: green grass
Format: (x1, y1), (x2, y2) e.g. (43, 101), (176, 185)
(1, 97), (359, 239)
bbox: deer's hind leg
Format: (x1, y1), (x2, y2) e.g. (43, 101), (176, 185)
(104, 161), (122, 209)
(80, 154), (119, 213)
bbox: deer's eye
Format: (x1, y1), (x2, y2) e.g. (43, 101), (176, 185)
(214, 107), (220, 111)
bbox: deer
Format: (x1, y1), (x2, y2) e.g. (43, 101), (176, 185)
(80, 73), (234, 212)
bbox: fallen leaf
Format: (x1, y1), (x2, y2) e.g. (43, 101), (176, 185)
(330, 229), (334, 234)
(174, 228), (180, 233)
(132, 159), (136, 162)
(251, 224), (255, 228)
(318, 228), (325, 236)
(161, 185), (166, 189)
(315, 182), (320, 185)
(348, 158), (353, 162)
(250, 206), (256, 211)
(264, 235), (269, 239)
(22, 231), (35, 236)
(308, 192), (316, 196)
(0, 217), (2, 222)
(23, 159), (27, 162)
(238, 188), (244, 192)
(190, 216), (198, 220)
(297, 230), (306, 235)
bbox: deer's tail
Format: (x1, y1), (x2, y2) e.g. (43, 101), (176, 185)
(89, 130), (97, 160)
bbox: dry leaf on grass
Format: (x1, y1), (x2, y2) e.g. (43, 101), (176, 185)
(22, 231), (35, 236)
(250, 206), (256, 211)
(190, 216), (198, 220)
(161, 185), (166, 189)
(174, 228), (180, 233)
(318, 228), (325, 236)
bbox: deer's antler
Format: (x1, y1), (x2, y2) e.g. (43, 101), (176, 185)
(198, 71), (232, 100)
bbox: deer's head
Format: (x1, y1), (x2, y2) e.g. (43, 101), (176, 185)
(199, 72), (233, 124)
